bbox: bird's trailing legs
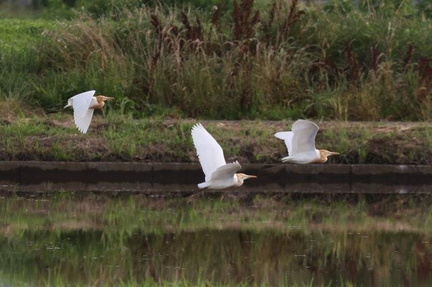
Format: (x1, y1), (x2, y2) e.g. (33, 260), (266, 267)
(187, 188), (205, 200)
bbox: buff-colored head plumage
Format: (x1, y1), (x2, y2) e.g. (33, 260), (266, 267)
(236, 173), (257, 186)
(95, 95), (114, 106)
(318, 149), (339, 163)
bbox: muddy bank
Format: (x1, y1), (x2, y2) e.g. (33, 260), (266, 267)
(1, 161), (431, 195)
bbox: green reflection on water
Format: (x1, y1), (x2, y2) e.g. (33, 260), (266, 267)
(1, 194), (432, 286)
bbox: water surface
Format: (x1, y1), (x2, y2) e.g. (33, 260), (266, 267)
(1, 194), (432, 286)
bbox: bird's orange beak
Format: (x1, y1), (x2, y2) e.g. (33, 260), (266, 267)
(245, 175), (257, 179)
(329, 151), (340, 156)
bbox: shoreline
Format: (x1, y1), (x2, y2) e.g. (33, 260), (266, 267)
(1, 161), (431, 195)
(2, 118), (432, 165)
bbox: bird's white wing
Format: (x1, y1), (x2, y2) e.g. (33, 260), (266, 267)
(69, 90), (96, 134)
(274, 131), (294, 155)
(75, 109), (94, 134)
(291, 119), (319, 155)
(210, 161), (242, 181)
(191, 123), (226, 181)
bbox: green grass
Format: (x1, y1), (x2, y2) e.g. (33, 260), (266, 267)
(0, 19), (56, 52)
(1, 104), (432, 164)
(1, 1), (432, 120)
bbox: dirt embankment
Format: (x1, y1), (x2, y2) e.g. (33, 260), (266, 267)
(1, 101), (431, 164)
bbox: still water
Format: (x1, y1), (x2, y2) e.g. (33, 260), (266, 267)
(1, 194), (432, 286)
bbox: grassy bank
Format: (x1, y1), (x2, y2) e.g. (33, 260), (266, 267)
(1, 0), (432, 120)
(1, 102), (432, 164)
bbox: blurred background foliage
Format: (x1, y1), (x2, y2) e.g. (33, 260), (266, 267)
(1, 0), (432, 120)
(2, 0), (432, 18)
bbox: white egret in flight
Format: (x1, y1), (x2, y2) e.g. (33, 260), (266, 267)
(64, 90), (114, 134)
(191, 123), (257, 189)
(275, 119), (339, 164)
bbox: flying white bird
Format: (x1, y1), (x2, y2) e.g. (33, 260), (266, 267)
(191, 123), (257, 189)
(64, 90), (114, 134)
(275, 119), (339, 164)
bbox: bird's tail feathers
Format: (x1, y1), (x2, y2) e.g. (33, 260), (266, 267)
(274, 131), (292, 140)
(64, 99), (73, 109)
(197, 181), (210, 189)
(281, 156), (291, 163)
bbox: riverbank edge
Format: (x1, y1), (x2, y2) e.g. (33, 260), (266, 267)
(1, 161), (431, 195)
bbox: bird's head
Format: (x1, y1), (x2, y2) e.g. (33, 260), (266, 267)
(318, 149), (339, 163)
(95, 95), (114, 108)
(235, 173), (257, 186)
(96, 95), (114, 103)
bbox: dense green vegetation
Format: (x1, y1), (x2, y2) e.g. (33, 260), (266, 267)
(1, 0), (432, 120)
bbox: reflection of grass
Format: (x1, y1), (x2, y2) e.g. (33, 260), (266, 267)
(1, 195), (432, 286)
(2, 194), (432, 236)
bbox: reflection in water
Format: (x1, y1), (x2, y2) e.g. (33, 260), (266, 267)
(1, 228), (432, 286)
(1, 194), (432, 286)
